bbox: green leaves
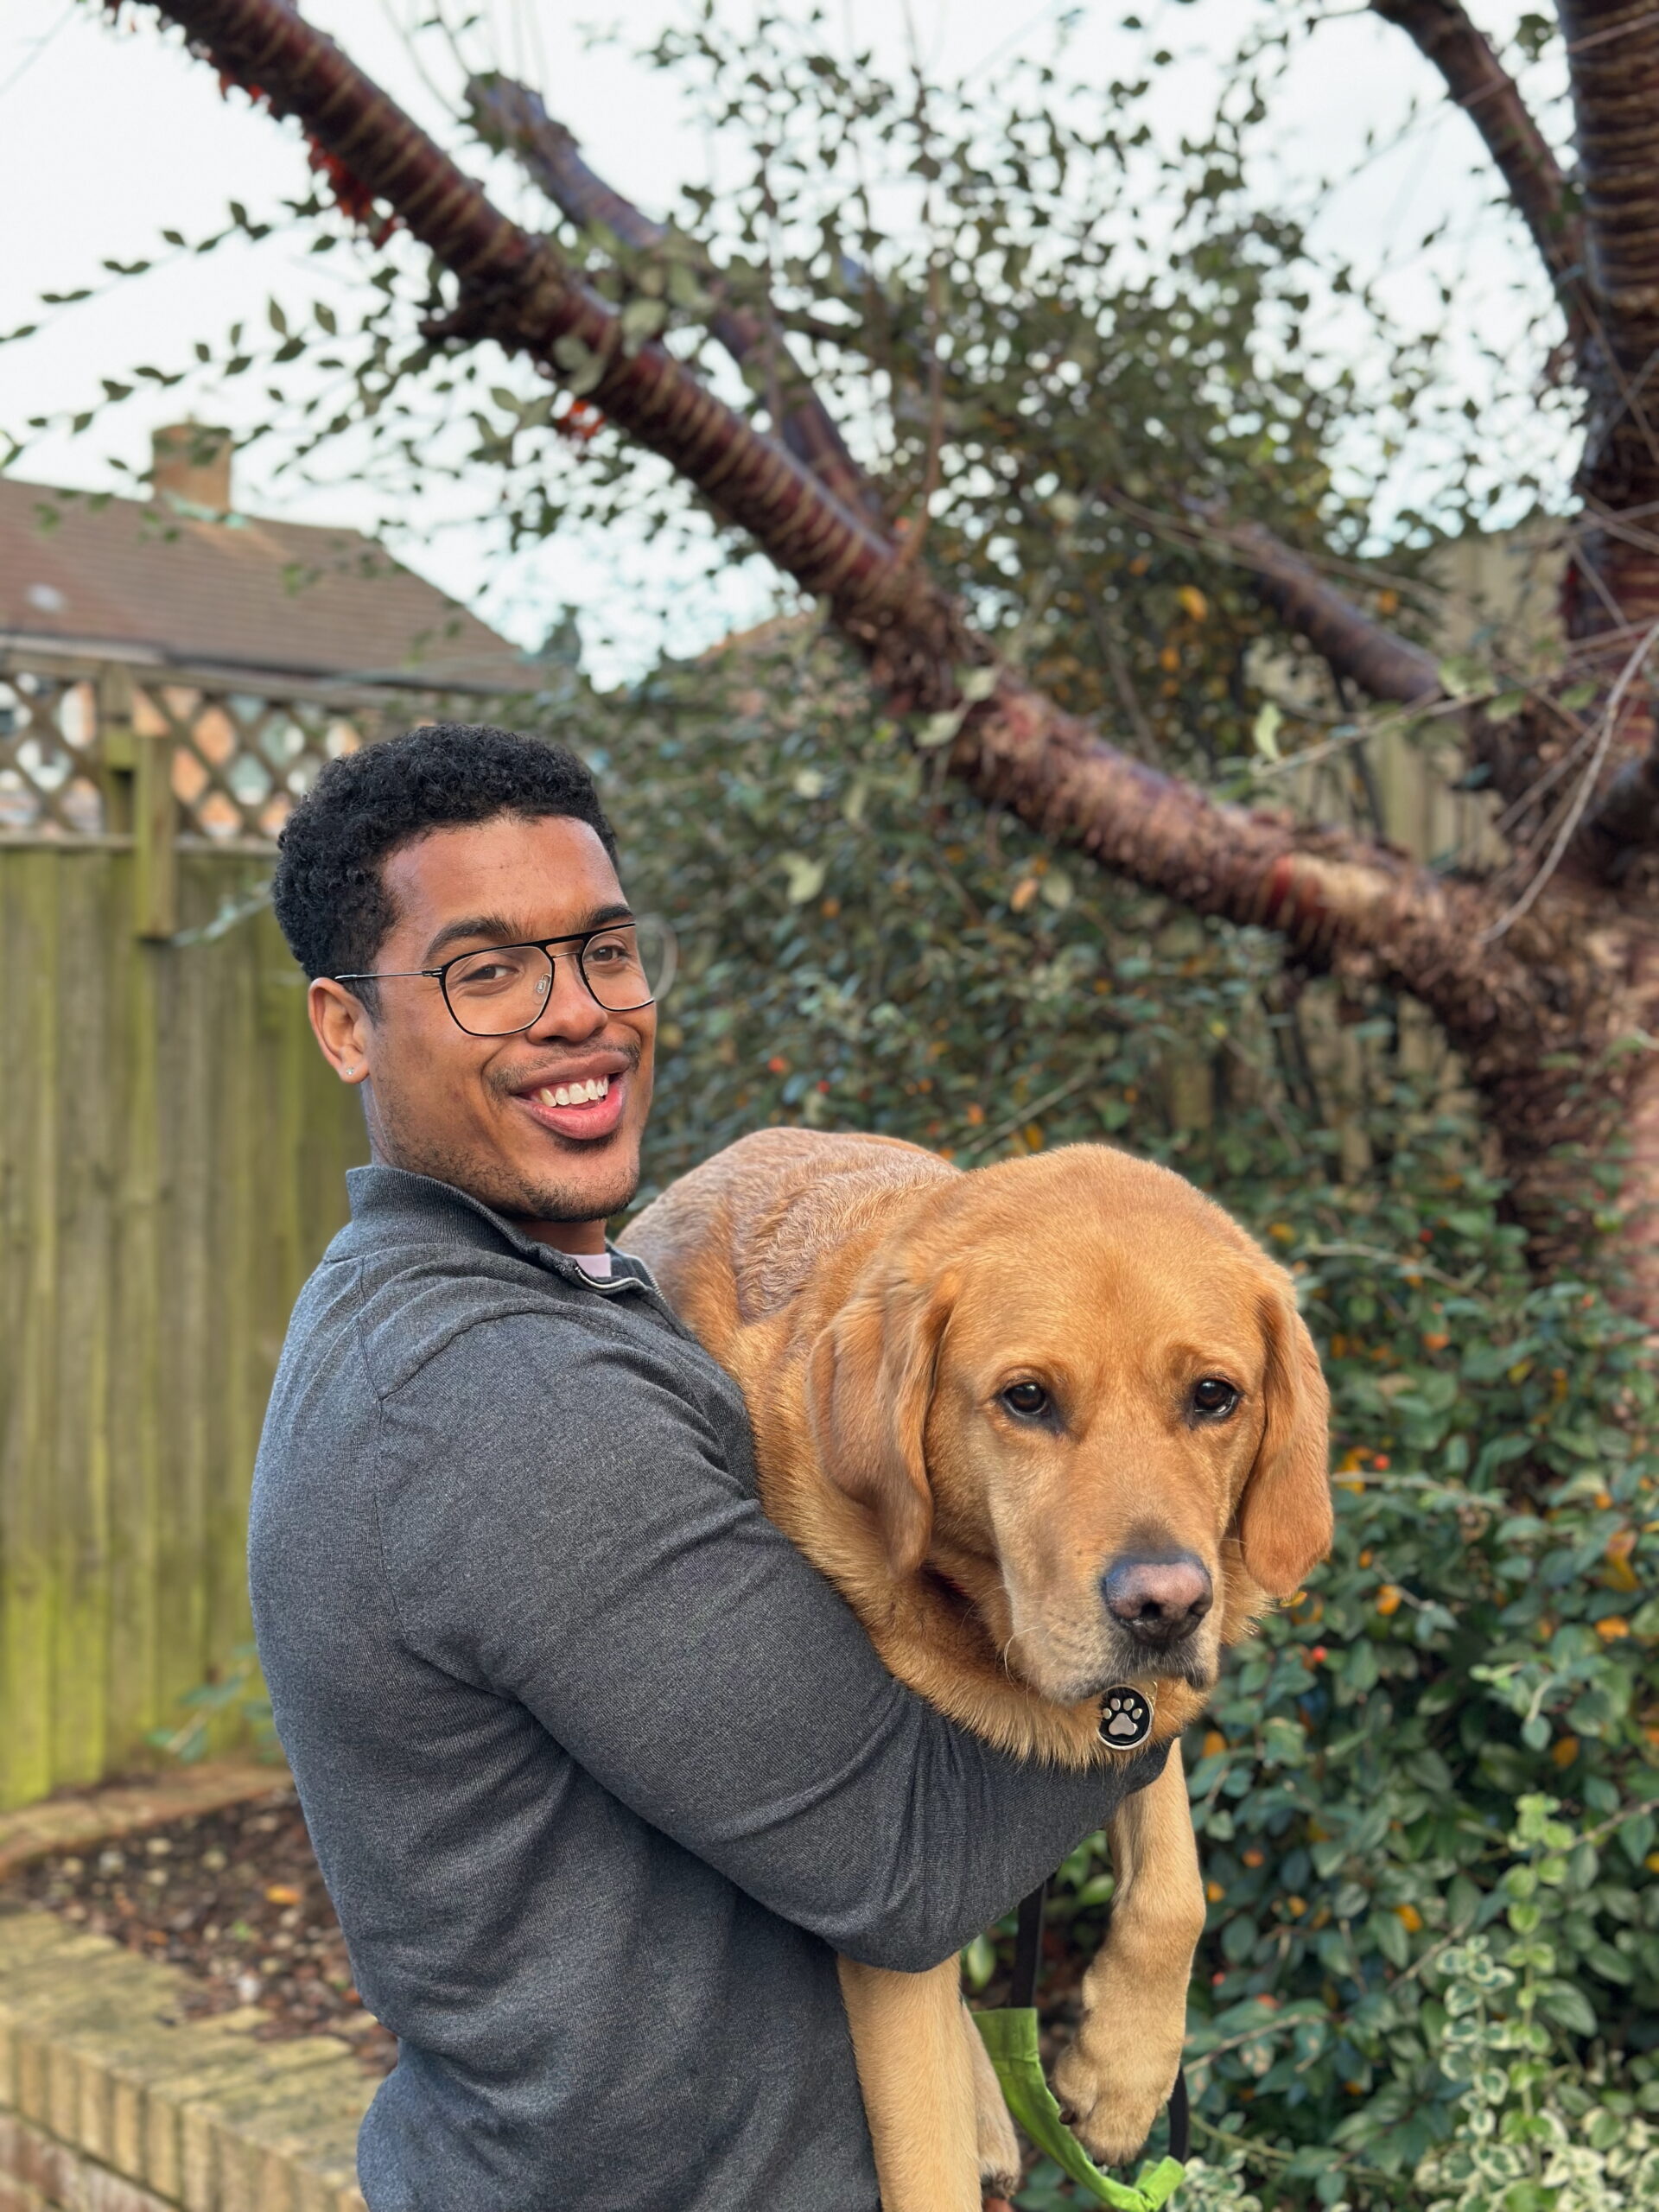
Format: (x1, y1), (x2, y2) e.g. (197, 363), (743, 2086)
(580, 610), (1659, 2203)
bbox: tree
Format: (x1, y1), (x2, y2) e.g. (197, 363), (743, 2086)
(35, 10), (1659, 2201)
(62, 0), (1659, 1334)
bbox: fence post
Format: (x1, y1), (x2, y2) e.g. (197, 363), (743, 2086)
(99, 667), (177, 939)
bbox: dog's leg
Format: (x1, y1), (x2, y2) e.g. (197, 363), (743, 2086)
(838, 1955), (982, 2212)
(964, 1995), (1022, 2199)
(1052, 1744), (1205, 2165)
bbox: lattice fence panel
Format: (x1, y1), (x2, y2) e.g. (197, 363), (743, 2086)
(0, 662), (429, 843)
(0, 671), (104, 837)
(134, 684), (373, 842)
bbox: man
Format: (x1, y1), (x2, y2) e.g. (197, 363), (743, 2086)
(253, 722), (1169, 2212)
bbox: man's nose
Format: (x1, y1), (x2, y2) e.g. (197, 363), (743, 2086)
(527, 957), (608, 1039)
(1102, 1553), (1213, 1647)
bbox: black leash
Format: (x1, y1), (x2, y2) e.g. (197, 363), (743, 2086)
(1011, 1878), (1191, 2164)
(1011, 1877), (1049, 2011)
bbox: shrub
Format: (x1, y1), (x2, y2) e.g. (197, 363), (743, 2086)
(575, 627), (1659, 2210)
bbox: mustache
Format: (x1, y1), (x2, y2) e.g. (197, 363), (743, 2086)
(486, 1039), (643, 1100)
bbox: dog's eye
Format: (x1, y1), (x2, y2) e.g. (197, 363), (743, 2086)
(1001, 1380), (1051, 1420)
(1192, 1377), (1239, 1419)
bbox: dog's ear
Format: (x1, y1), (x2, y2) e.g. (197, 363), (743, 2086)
(1233, 1281), (1332, 1597)
(806, 1273), (956, 1578)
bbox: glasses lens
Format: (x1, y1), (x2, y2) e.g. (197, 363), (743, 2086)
(582, 918), (677, 1011)
(445, 944), (555, 1036)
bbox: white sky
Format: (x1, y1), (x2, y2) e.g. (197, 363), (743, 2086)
(0, 0), (1560, 682)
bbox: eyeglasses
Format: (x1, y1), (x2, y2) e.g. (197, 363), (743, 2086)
(334, 916), (677, 1039)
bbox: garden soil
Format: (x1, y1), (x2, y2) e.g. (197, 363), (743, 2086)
(0, 1782), (396, 2075)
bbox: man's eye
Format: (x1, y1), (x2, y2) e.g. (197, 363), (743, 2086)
(1001, 1381), (1050, 1420)
(452, 960), (519, 990)
(1192, 1377), (1240, 1420)
(584, 930), (638, 966)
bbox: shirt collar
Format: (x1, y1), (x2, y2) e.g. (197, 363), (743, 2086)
(342, 1163), (656, 1295)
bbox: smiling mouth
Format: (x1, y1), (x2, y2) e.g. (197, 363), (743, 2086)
(515, 1070), (629, 1141)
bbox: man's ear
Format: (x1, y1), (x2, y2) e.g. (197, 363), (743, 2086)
(308, 976), (373, 1085)
(1233, 1281), (1332, 1598)
(805, 1273), (956, 1578)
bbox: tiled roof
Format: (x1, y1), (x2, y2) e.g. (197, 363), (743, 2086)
(0, 476), (534, 693)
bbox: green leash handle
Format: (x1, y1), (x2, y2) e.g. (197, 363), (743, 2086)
(975, 2009), (1185, 2212)
(976, 1879), (1187, 2212)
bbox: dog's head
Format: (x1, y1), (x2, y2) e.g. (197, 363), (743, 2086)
(806, 1144), (1331, 1703)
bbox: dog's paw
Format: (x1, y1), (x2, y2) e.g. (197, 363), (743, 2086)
(976, 2126), (1021, 2202)
(967, 2005), (1023, 2197)
(1051, 2042), (1165, 2169)
(975, 2117), (1021, 2202)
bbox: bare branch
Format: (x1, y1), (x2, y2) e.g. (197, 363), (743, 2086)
(1486, 614), (1659, 928)
(478, 72), (1446, 715)
(468, 75), (883, 524)
(142, 0), (1538, 1058)
(150, 0), (902, 614)
(1218, 519), (1444, 705)
(1370, 0), (1586, 298)
(953, 671), (1539, 1057)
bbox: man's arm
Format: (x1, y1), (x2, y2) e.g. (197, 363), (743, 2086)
(373, 1314), (1167, 1974)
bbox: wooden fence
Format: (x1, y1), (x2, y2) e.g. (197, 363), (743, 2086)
(0, 843), (366, 1809)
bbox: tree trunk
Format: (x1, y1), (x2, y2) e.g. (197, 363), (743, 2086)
(1623, 937), (1659, 1317)
(1550, 1), (1659, 1294)
(1560, 0), (1659, 645)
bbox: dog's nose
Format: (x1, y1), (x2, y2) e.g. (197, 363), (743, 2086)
(1103, 1554), (1213, 1646)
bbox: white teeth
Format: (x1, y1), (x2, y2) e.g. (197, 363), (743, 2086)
(534, 1077), (609, 1110)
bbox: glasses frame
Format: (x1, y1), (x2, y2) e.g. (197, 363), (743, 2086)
(332, 918), (670, 1038)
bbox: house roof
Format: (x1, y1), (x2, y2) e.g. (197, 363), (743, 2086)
(0, 476), (535, 694)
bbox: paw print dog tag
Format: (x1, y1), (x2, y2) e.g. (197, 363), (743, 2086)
(1097, 1684), (1154, 1751)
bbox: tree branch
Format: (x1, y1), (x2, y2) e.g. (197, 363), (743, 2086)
(142, 0), (1541, 1058)
(1557, 0), (1659, 626)
(468, 74), (883, 524)
(1370, 0), (1586, 299)
(152, 0), (903, 613)
(479, 78), (1448, 717)
(1217, 519), (1443, 705)
(951, 671), (1537, 1060)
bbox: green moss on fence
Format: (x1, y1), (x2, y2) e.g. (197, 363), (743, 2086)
(0, 849), (366, 1810)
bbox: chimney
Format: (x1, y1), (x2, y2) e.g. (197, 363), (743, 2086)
(150, 423), (233, 512)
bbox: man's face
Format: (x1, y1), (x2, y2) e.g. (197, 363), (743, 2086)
(308, 812), (657, 1241)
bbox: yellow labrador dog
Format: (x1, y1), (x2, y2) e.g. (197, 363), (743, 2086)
(627, 1128), (1331, 2209)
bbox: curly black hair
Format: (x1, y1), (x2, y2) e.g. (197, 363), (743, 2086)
(271, 723), (619, 988)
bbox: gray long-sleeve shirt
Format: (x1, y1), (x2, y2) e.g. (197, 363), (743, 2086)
(249, 1165), (1168, 2212)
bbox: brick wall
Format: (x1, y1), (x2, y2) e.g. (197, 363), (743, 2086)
(0, 1908), (369, 2212)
